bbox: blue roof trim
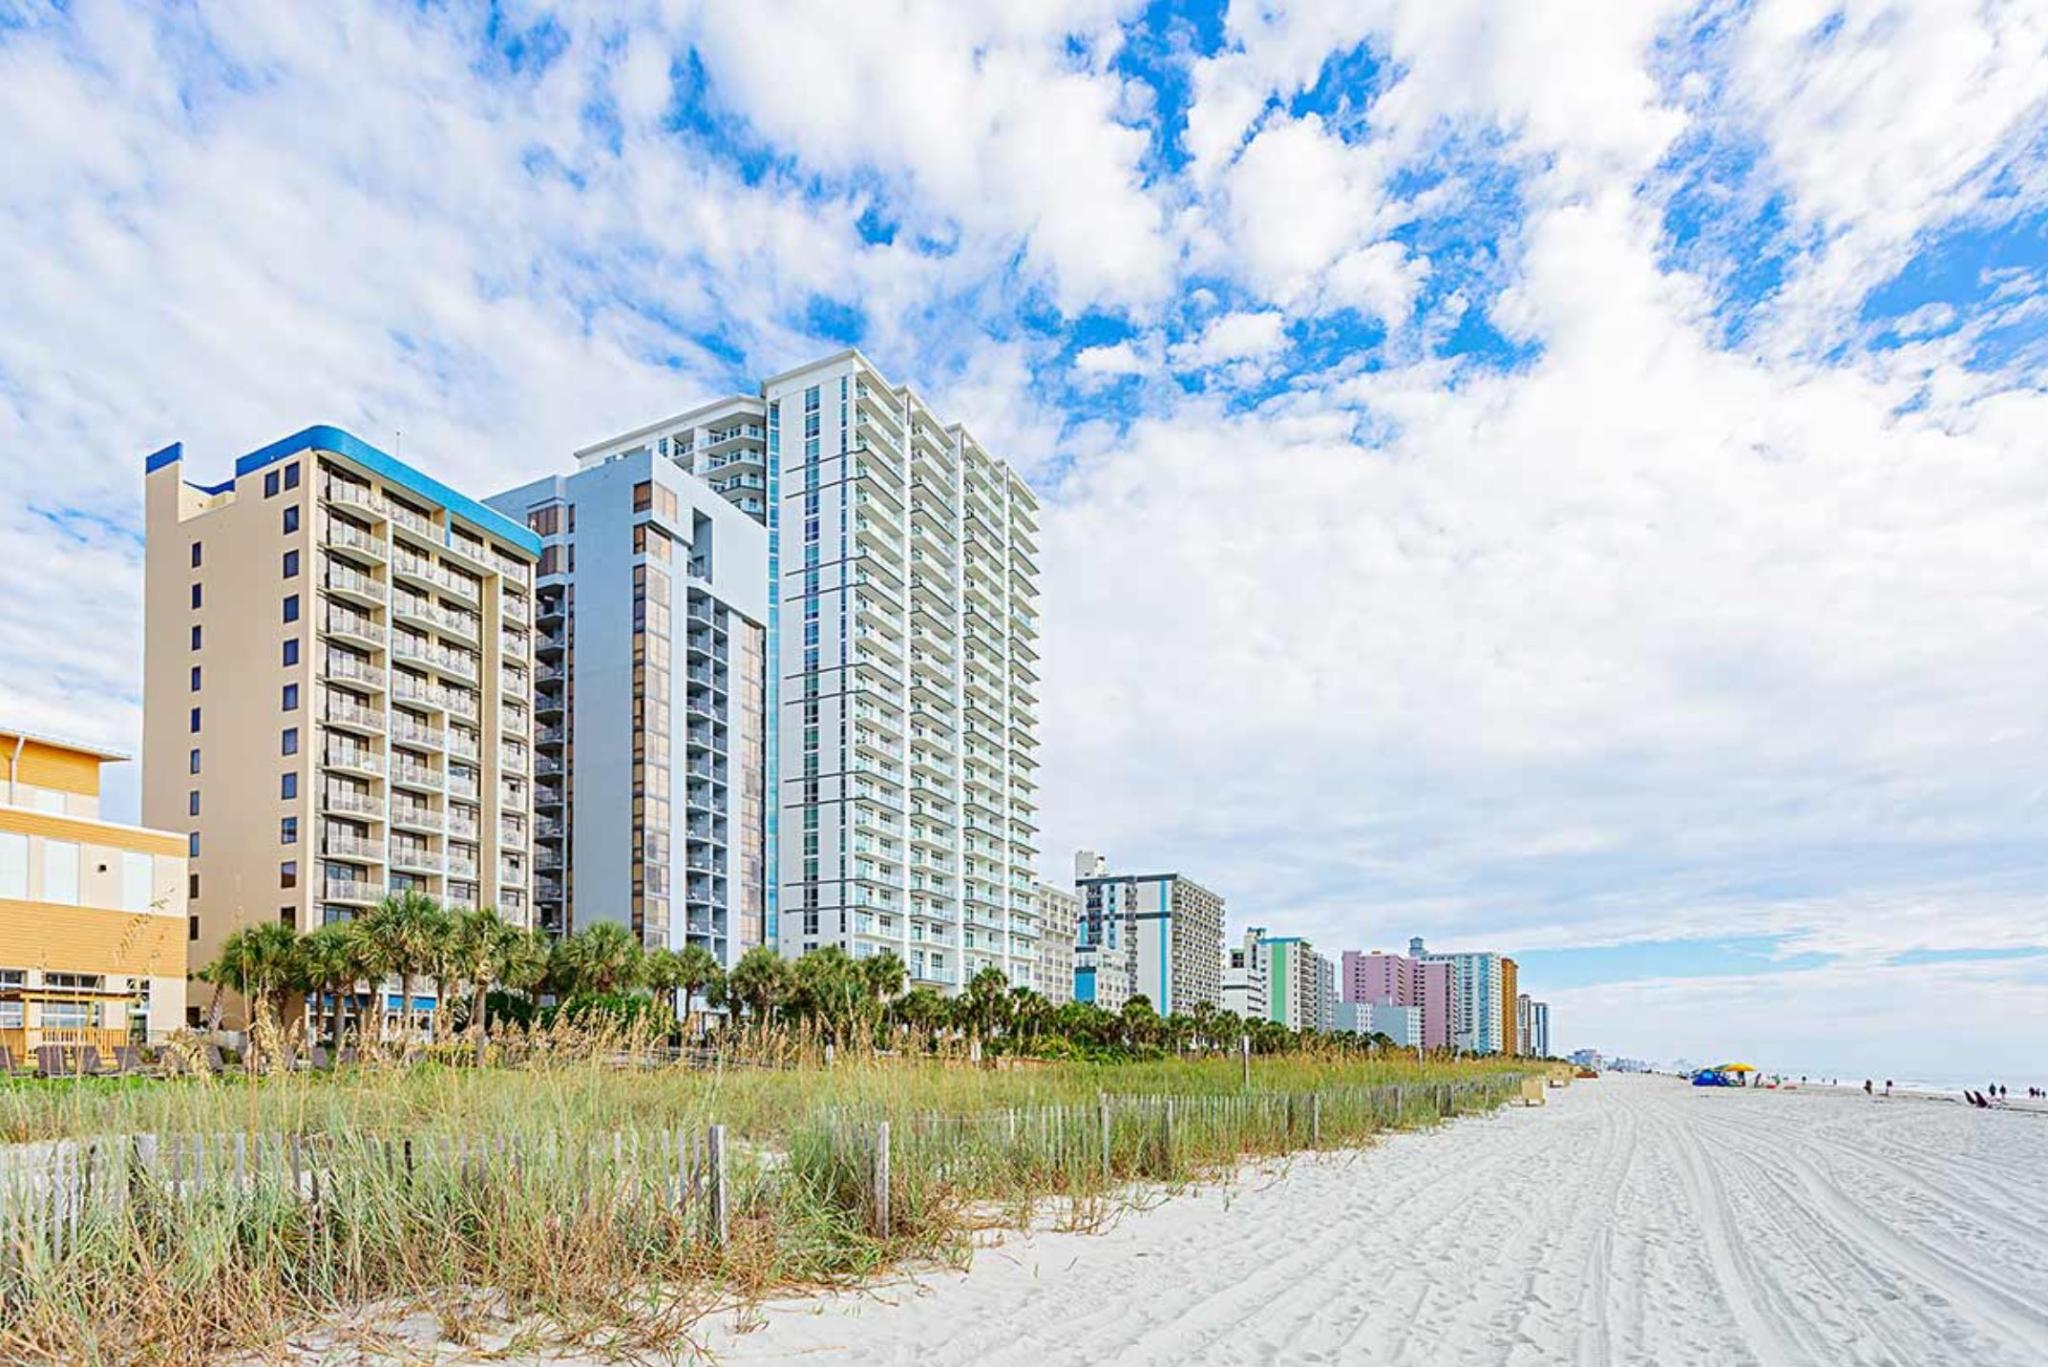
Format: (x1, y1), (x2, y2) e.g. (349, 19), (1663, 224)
(232, 424), (540, 556)
(194, 478), (235, 496)
(144, 442), (183, 473)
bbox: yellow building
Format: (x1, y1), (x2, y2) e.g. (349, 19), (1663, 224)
(1, 726), (189, 1052)
(1500, 956), (1519, 1056)
(142, 426), (540, 1031)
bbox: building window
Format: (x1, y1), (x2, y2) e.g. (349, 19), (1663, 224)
(186, 832), (200, 859)
(282, 549), (300, 578)
(0, 832), (25, 899)
(633, 481), (652, 513)
(189, 748), (201, 774)
(282, 683), (299, 711)
(283, 638), (299, 666)
(281, 772), (298, 799)
(283, 594), (299, 623)
(188, 872), (198, 898)
(190, 666), (201, 692)
(265, 469), (280, 497)
(189, 706), (201, 733)
(190, 541), (202, 568)
(280, 816), (298, 845)
(190, 583), (203, 609)
(280, 860), (297, 889)
(188, 790), (200, 817)
(284, 461), (300, 490)
(284, 505), (299, 534)
(188, 916), (199, 942)
(281, 727), (298, 756)
(279, 907), (295, 926)
(191, 625), (202, 650)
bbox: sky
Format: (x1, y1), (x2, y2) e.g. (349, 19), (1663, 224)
(3, 0), (2048, 1079)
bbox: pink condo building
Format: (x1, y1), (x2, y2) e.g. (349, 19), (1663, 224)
(1340, 949), (1454, 1051)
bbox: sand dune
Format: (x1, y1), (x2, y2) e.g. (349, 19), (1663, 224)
(699, 1076), (2048, 1365)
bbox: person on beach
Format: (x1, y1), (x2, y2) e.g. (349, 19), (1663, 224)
(1864, 1080), (1873, 1096)
(1884, 1080), (1892, 1097)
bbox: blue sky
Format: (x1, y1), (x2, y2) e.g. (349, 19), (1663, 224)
(3, 0), (2048, 1077)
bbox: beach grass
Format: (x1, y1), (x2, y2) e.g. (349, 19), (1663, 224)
(0, 1034), (1522, 1364)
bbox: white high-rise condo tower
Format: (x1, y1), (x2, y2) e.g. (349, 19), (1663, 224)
(573, 351), (1043, 993)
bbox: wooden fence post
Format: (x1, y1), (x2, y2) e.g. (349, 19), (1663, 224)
(873, 1121), (891, 1239)
(1240, 1034), (1250, 1089)
(708, 1124), (728, 1249)
(1162, 1099), (1174, 1175)
(1311, 1092), (1322, 1148)
(1099, 1097), (1112, 1180)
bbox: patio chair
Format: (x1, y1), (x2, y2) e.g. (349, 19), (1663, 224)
(111, 1046), (144, 1076)
(0, 1045), (25, 1077)
(34, 1044), (71, 1078)
(77, 1045), (108, 1076)
(337, 1045), (359, 1067)
(305, 1044), (331, 1070)
(202, 1044), (227, 1075)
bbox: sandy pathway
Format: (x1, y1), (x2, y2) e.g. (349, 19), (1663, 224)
(696, 1076), (2048, 1366)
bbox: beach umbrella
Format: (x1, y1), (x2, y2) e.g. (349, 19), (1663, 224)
(1720, 1063), (1757, 1072)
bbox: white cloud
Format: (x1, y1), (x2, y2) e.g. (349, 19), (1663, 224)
(1166, 310), (1289, 369)
(1073, 340), (1152, 379)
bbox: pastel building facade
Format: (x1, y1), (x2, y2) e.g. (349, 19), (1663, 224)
(1332, 1000), (1421, 1047)
(1073, 850), (1224, 1015)
(581, 353), (1043, 993)
(144, 427), (539, 1031)
(1410, 938), (1505, 1054)
(1259, 935), (1332, 1032)
(1501, 956), (1519, 1054)
(1, 728), (188, 1049)
(1529, 1000), (1551, 1057)
(1034, 881), (1079, 1006)
(1341, 949), (1418, 1006)
(1222, 926), (1268, 1020)
(1071, 851), (1131, 1012)
(487, 450), (770, 968)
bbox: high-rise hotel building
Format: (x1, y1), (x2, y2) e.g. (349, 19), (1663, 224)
(487, 446), (770, 962)
(573, 351), (1044, 993)
(144, 426), (540, 1029)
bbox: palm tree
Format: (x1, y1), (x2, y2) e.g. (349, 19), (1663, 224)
(962, 966), (1013, 1041)
(450, 906), (526, 1063)
(862, 950), (906, 1005)
(296, 920), (367, 1052)
(202, 922), (304, 1034)
(673, 943), (724, 1042)
(894, 985), (946, 1041)
(726, 944), (795, 1024)
(356, 890), (447, 1045)
(566, 922), (645, 996)
(642, 946), (685, 1032)
(792, 947), (868, 1047)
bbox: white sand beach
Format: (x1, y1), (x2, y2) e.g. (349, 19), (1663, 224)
(697, 1075), (2048, 1366)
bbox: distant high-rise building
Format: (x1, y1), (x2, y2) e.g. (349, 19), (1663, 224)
(1034, 881), (1079, 1006)
(1529, 1000), (1551, 1057)
(1341, 949), (1419, 1005)
(1071, 850), (1132, 1012)
(575, 351), (1043, 995)
(1501, 956), (1519, 1054)
(1073, 849), (1224, 1015)
(1516, 992), (1532, 1057)
(1418, 959), (1453, 1051)
(144, 427), (538, 1033)
(1222, 926), (1268, 1020)
(1259, 935), (1332, 1032)
(487, 453), (770, 970)
(1410, 937), (1506, 1054)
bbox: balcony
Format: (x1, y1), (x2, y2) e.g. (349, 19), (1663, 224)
(321, 833), (383, 862)
(321, 786), (381, 819)
(390, 759), (442, 793)
(390, 802), (441, 833)
(323, 610), (386, 650)
(390, 716), (445, 752)
(322, 747), (382, 778)
(389, 846), (444, 874)
(321, 477), (382, 517)
(321, 878), (385, 905)
(322, 561), (384, 607)
(323, 696), (384, 735)
(324, 519), (387, 563)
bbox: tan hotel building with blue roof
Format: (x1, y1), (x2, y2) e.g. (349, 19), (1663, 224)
(142, 427), (540, 1032)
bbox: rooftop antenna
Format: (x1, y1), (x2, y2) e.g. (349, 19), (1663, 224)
(395, 429), (402, 460)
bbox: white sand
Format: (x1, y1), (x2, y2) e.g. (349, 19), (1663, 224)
(695, 1075), (2048, 1366)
